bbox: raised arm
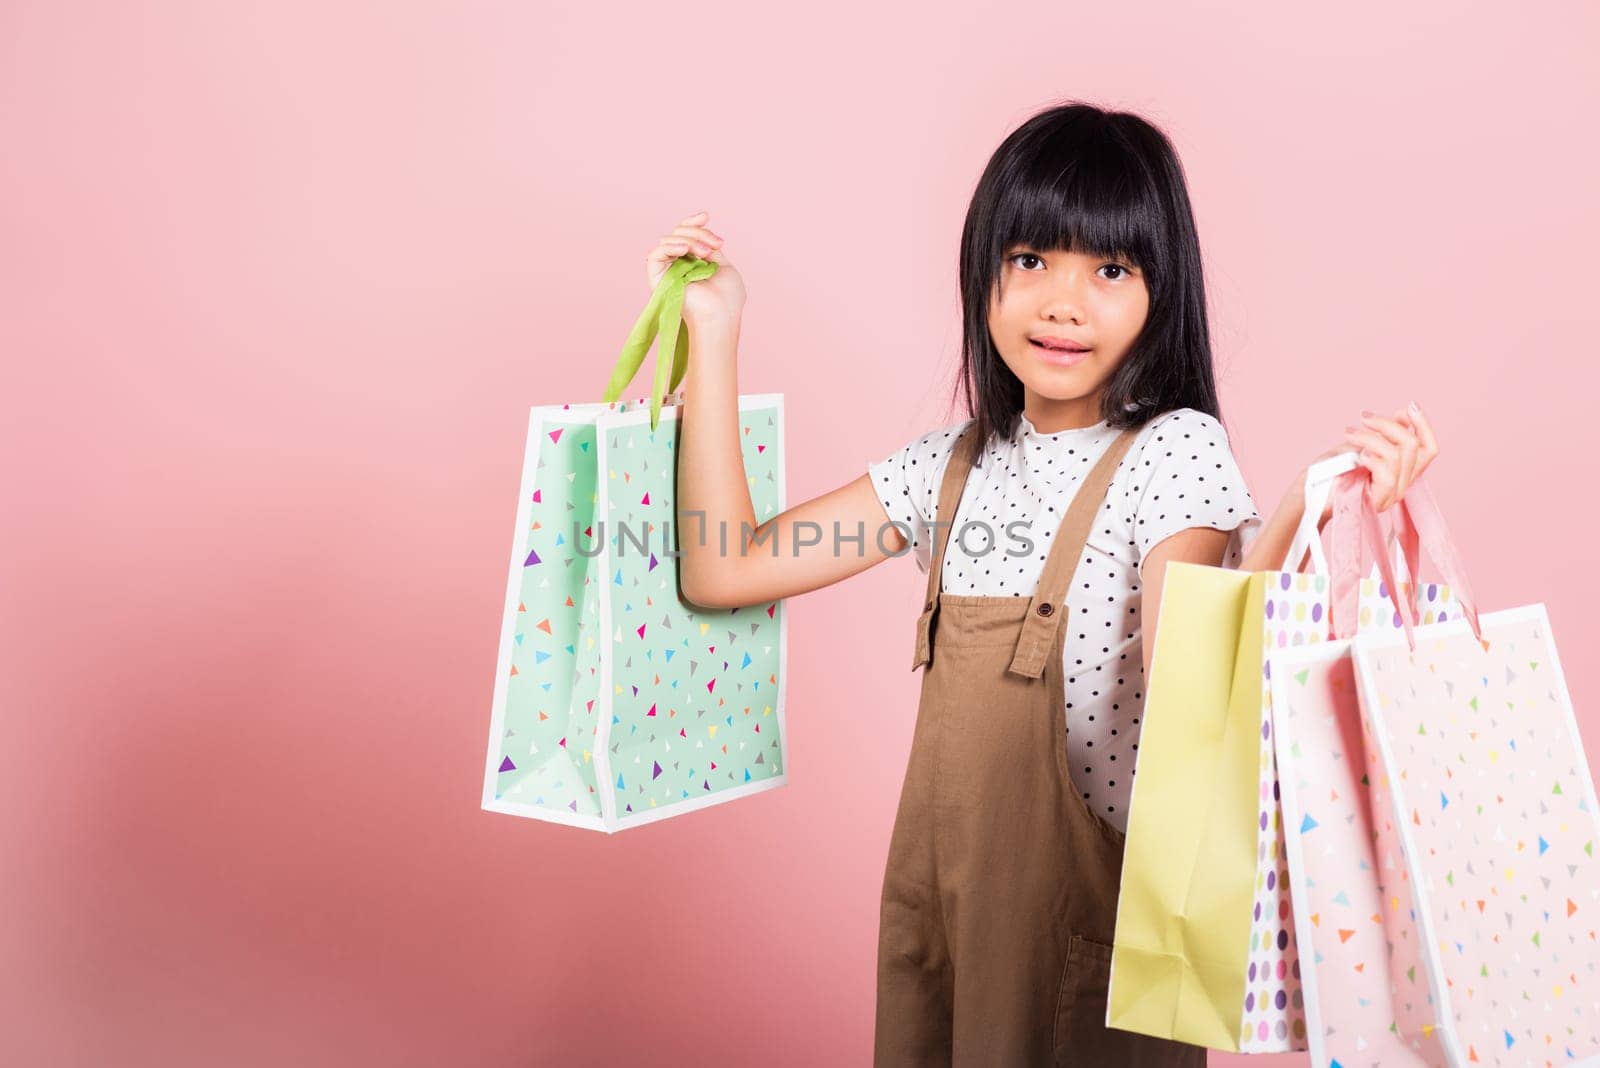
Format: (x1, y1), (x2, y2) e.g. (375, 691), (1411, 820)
(647, 212), (907, 610)
(1140, 400), (1442, 677)
(676, 314), (907, 608)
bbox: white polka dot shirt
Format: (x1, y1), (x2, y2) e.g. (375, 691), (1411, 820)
(867, 407), (1263, 832)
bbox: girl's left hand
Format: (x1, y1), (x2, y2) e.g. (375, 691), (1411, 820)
(1342, 401), (1439, 512)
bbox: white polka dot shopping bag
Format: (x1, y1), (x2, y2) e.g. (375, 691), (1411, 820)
(481, 260), (789, 832)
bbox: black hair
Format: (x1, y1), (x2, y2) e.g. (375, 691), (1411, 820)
(955, 101), (1222, 462)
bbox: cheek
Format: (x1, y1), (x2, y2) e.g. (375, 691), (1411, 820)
(987, 287), (1013, 323)
(1098, 294), (1148, 342)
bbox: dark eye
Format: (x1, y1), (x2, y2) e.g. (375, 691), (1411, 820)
(1007, 253), (1136, 279)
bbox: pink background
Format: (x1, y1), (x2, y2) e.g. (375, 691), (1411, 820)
(4, 1), (1596, 1063)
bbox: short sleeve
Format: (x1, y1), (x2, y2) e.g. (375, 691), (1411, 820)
(866, 420), (972, 573)
(1126, 409), (1262, 577)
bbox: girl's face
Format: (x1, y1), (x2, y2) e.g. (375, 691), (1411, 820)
(987, 244), (1150, 429)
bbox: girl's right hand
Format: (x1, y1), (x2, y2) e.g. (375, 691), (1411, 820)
(646, 210), (746, 329)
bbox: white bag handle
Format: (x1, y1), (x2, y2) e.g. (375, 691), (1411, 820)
(1279, 450), (1410, 582)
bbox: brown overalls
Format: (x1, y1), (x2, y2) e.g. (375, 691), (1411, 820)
(873, 423), (1207, 1067)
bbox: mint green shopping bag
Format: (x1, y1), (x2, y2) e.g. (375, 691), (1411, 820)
(482, 256), (789, 832)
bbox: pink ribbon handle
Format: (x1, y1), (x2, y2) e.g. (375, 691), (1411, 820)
(1328, 469), (1410, 645)
(1327, 468), (1483, 650)
(1398, 475), (1484, 642)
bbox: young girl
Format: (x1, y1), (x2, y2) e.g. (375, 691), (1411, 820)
(650, 102), (1438, 1065)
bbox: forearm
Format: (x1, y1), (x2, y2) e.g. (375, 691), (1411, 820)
(1239, 475), (1329, 573)
(676, 316), (757, 603)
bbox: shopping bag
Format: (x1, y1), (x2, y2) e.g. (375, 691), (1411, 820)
(1271, 466), (1476, 1066)
(1349, 605), (1600, 1064)
(1107, 457), (1357, 1051)
(1108, 559), (1315, 1050)
(481, 256), (790, 832)
(1350, 560), (1600, 1056)
(1271, 640), (1449, 1068)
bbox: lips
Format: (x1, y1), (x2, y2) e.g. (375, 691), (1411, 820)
(1029, 338), (1091, 364)
(1030, 337), (1090, 352)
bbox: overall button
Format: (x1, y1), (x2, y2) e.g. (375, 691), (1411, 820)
(924, 600), (934, 611)
(1036, 602), (1054, 617)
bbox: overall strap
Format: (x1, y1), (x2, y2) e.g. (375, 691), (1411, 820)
(909, 423), (983, 670)
(1007, 426), (1140, 679)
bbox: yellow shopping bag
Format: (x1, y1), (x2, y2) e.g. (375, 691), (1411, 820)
(1107, 563), (1274, 1049)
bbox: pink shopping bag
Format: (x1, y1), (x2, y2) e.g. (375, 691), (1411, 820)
(1353, 605), (1600, 1063)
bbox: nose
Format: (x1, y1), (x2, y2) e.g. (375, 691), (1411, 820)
(1043, 290), (1086, 325)
(1041, 268), (1091, 324)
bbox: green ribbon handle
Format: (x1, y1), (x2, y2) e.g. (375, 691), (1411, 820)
(602, 254), (720, 430)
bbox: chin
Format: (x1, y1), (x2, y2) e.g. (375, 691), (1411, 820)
(1010, 349), (1112, 392)
(1010, 366), (1099, 403)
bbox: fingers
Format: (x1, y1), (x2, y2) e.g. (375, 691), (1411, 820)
(650, 238), (694, 262)
(1343, 426), (1399, 510)
(1406, 401), (1439, 466)
(1358, 410), (1418, 501)
(1344, 401), (1442, 512)
(663, 225), (724, 256)
(646, 212), (726, 285)
(645, 240), (688, 285)
(1320, 402), (1440, 517)
(1343, 426), (1396, 462)
(650, 229), (723, 263)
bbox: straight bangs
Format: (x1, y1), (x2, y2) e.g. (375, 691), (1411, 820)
(985, 149), (1166, 307)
